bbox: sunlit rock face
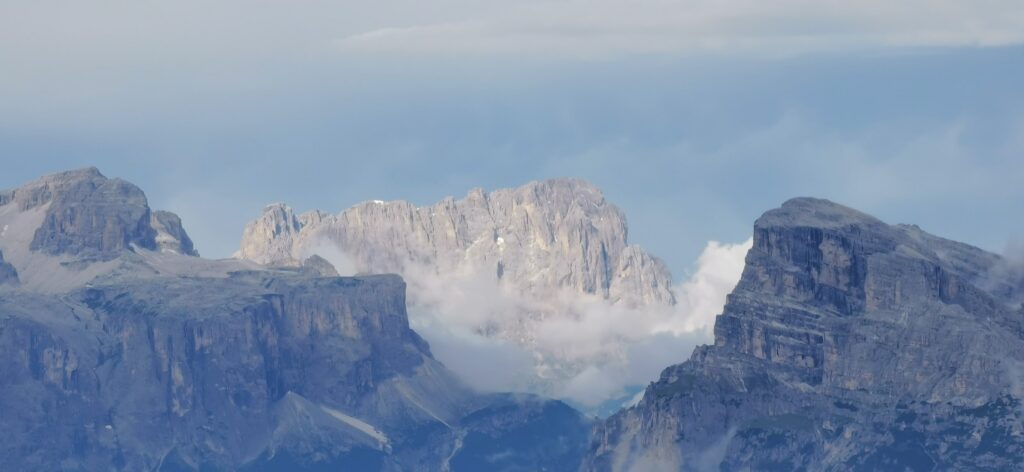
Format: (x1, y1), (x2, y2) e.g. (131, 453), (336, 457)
(236, 179), (677, 401)
(583, 198), (1024, 471)
(238, 179), (674, 307)
(0, 169), (590, 471)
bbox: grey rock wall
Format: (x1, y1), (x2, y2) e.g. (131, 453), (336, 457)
(0, 250), (17, 285)
(25, 167), (158, 259)
(0, 167), (199, 262)
(584, 198), (1024, 471)
(0, 261), (590, 472)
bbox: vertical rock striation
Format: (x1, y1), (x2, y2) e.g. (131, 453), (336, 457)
(237, 179), (675, 306)
(236, 179), (678, 399)
(20, 167), (158, 259)
(584, 198), (1024, 471)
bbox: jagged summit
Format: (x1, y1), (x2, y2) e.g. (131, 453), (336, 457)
(261, 201), (299, 215)
(236, 177), (665, 301)
(234, 203), (303, 265)
(501, 177), (607, 206)
(238, 177), (667, 304)
(352, 177), (605, 206)
(236, 177), (676, 400)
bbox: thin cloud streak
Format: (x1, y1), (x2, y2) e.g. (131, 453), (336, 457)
(334, 0), (1024, 57)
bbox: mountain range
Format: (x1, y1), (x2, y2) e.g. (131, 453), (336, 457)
(2, 167), (1023, 471)
(0, 168), (589, 471)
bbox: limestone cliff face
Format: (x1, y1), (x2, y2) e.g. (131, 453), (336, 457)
(238, 179), (675, 307)
(0, 272), (590, 472)
(0, 274), (424, 470)
(584, 198), (1024, 471)
(237, 202), (302, 267)
(236, 180), (677, 399)
(0, 169), (590, 471)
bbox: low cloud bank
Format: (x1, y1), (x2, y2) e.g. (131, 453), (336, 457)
(400, 238), (753, 407)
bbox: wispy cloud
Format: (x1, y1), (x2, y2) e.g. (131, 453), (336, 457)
(334, 0), (1024, 56)
(2, 0), (1021, 76)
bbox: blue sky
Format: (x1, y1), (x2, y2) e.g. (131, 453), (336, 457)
(2, 1), (1023, 277)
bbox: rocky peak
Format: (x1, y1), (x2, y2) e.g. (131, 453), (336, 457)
(236, 203), (303, 265)
(236, 178), (676, 402)
(719, 197), (1011, 388)
(511, 178), (608, 214)
(0, 167), (105, 211)
(262, 203), (303, 233)
(150, 210), (199, 256)
(26, 167), (157, 260)
(238, 178), (667, 304)
(0, 168), (200, 262)
(585, 198), (1024, 471)
(756, 197), (886, 230)
(743, 197), (1000, 321)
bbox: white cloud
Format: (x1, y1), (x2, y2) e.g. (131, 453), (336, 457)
(667, 239), (754, 335)
(298, 237), (360, 276)
(412, 320), (538, 393)
(391, 237), (753, 407)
